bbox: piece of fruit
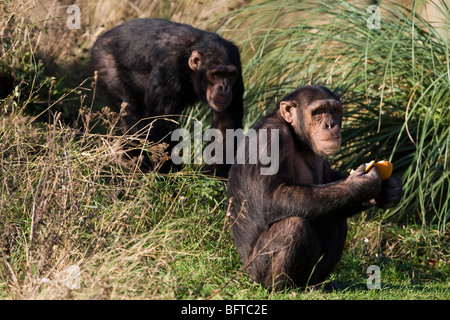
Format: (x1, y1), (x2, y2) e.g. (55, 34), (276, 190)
(350, 160), (393, 181)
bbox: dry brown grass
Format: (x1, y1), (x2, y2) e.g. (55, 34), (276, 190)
(2, 0), (250, 69)
(0, 96), (219, 299)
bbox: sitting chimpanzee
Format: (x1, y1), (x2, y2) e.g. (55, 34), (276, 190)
(92, 18), (244, 176)
(227, 85), (403, 290)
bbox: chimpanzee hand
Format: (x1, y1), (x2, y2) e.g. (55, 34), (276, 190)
(371, 177), (403, 209)
(346, 164), (381, 201)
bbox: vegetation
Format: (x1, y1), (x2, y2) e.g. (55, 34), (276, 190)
(0, 0), (448, 300)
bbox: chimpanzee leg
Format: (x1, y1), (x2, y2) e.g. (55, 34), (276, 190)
(92, 40), (141, 134)
(246, 217), (325, 290)
(92, 46), (146, 168)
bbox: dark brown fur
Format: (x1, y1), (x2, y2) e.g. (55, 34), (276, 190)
(227, 85), (403, 290)
(92, 18), (244, 176)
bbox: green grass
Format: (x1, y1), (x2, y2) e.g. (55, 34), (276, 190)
(0, 0), (449, 300)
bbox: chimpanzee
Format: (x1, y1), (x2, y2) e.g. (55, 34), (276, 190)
(227, 85), (403, 290)
(91, 18), (244, 176)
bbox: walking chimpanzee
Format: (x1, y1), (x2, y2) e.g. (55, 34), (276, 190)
(92, 18), (244, 176)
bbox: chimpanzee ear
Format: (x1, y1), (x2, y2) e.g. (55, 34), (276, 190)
(279, 101), (297, 124)
(188, 51), (202, 72)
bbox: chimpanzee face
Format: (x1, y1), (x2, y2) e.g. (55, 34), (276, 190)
(204, 64), (239, 111)
(280, 97), (342, 158)
(189, 50), (239, 112)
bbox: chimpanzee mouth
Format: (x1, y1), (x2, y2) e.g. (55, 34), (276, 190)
(323, 135), (341, 142)
(211, 99), (230, 109)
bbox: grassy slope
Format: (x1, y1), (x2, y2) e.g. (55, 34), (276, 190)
(0, 0), (449, 299)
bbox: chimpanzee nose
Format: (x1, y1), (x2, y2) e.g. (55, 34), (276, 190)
(219, 84), (231, 94)
(325, 114), (337, 127)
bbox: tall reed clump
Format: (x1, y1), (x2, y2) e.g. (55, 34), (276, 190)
(219, 0), (449, 231)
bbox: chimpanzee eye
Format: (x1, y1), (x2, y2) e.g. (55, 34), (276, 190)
(312, 111), (322, 121)
(331, 106), (342, 115)
(211, 73), (220, 81)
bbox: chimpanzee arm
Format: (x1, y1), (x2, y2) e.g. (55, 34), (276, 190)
(325, 163), (402, 216)
(143, 67), (187, 117)
(324, 163), (374, 217)
(263, 149), (380, 224)
(209, 78), (244, 177)
(266, 179), (373, 224)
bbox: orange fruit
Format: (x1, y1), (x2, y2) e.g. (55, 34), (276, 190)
(350, 160), (393, 181)
(365, 160), (393, 181)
